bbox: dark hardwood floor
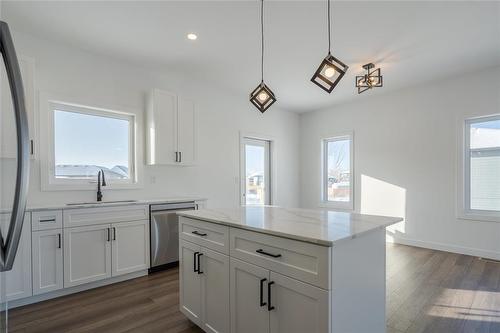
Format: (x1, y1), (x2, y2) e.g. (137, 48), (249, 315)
(8, 244), (500, 333)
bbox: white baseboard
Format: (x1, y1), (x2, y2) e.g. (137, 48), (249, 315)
(388, 235), (500, 261)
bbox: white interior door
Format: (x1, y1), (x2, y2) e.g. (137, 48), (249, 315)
(241, 137), (271, 205)
(230, 258), (270, 333)
(200, 247), (230, 333)
(64, 224), (112, 287)
(111, 220), (149, 276)
(32, 229), (64, 295)
(269, 272), (329, 333)
(179, 239), (202, 326)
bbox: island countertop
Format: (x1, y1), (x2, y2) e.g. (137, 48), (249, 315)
(177, 206), (402, 246)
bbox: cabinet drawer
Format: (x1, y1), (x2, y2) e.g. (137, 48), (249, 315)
(179, 217), (229, 255)
(64, 205), (149, 228)
(32, 210), (63, 231)
(230, 228), (330, 289)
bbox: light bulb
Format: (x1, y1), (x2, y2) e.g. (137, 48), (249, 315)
(324, 66), (336, 78)
(187, 33), (197, 40)
(258, 92), (269, 102)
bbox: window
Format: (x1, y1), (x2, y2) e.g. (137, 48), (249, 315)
(42, 97), (138, 189)
(241, 137), (271, 205)
(464, 115), (500, 219)
(322, 135), (353, 209)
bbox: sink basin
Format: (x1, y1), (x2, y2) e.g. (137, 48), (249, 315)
(66, 200), (138, 206)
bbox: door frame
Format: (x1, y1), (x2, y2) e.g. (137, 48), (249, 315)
(239, 131), (277, 206)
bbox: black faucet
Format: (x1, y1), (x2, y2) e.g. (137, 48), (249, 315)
(97, 169), (107, 202)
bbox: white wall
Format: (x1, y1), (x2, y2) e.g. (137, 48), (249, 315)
(2, 31), (300, 209)
(300, 67), (500, 260)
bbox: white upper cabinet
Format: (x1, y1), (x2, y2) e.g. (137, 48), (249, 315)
(0, 55), (36, 159)
(146, 89), (196, 166)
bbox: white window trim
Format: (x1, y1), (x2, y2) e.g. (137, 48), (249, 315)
(457, 114), (500, 222)
(39, 92), (143, 191)
(239, 131), (277, 206)
(319, 132), (354, 211)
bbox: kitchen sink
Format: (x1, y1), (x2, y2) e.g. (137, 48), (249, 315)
(66, 200), (138, 206)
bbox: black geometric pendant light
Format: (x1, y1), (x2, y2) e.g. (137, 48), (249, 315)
(250, 0), (276, 113)
(311, 0), (348, 93)
(355, 63), (383, 94)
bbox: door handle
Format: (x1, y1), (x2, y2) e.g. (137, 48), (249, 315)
(113, 227), (116, 240)
(107, 228), (111, 242)
(0, 21), (30, 272)
(179, 151), (182, 163)
(57, 233), (61, 249)
(267, 281), (275, 311)
(192, 230), (207, 237)
(175, 151), (179, 162)
(194, 251), (199, 272)
(197, 253), (203, 274)
(256, 249), (282, 258)
(260, 278), (267, 306)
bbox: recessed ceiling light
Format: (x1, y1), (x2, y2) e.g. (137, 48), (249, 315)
(187, 33), (197, 40)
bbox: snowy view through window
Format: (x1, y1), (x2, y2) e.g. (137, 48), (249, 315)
(326, 139), (350, 202)
(54, 110), (130, 180)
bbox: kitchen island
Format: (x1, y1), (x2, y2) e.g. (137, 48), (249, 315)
(177, 206), (402, 333)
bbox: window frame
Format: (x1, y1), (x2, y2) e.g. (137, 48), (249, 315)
(40, 92), (142, 191)
(320, 133), (354, 211)
(460, 114), (500, 222)
(239, 132), (275, 206)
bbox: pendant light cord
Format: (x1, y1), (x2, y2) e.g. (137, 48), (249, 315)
(327, 0), (331, 54)
(261, 0), (264, 82)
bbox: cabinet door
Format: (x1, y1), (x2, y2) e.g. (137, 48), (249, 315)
(200, 248), (230, 333)
(179, 239), (202, 325)
(1, 55), (35, 158)
(0, 213), (32, 301)
(177, 98), (196, 165)
(146, 89), (178, 165)
(64, 224), (112, 287)
(269, 272), (329, 333)
(32, 229), (63, 295)
(111, 220), (149, 276)
(230, 258), (270, 333)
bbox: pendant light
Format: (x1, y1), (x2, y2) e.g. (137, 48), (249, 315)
(355, 63), (383, 94)
(311, 0), (348, 93)
(250, 0), (276, 113)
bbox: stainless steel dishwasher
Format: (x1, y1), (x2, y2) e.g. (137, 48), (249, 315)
(149, 202), (197, 272)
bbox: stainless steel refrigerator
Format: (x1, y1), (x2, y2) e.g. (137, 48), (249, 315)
(0, 21), (30, 332)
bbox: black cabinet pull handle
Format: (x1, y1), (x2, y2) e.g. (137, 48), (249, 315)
(260, 278), (267, 307)
(175, 151), (178, 162)
(267, 281), (275, 311)
(113, 227), (116, 240)
(193, 251), (199, 272)
(197, 253), (203, 274)
(192, 230), (207, 237)
(179, 151), (182, 163)
(107, 228), (111, 242)
(39, 218), (56, 223)
(256, 249), (282, 258)
(57, 233), (61, 249)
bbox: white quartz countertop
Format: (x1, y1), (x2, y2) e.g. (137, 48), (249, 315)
(178, 206), (402, 246)
(0, 197), (206, 213)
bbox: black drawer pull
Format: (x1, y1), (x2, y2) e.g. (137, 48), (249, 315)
(256, 249), (282, 258)
(39, 218), (56, 223)
(260, 278), (267, 307)
(193, 251), (199, 272)
(192, 231), (207, 237)
(267, 281), (275, 311)
(57, 233), (61, 249)
(197, 253), (203, 274)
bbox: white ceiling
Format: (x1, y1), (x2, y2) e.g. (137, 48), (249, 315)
(3, 1), (500, 113)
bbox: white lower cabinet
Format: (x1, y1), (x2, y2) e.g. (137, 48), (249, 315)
(268, 271), (329, 333)
(230, 258), (270, 333)
(180, 239), (229, 333)
(111, 220), (149, 276)
(32, 229), (63, 295)
(64, 224), (112, 287)
(0, 213), (32, 302)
